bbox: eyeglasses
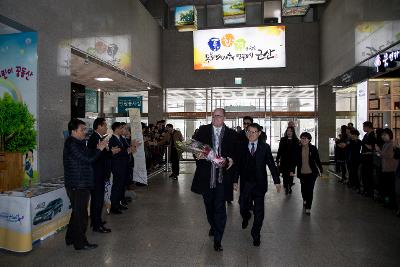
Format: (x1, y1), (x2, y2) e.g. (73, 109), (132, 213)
(212, 115), (224, 118)
(247, 130), (259, 135)
(243, 122), (250, 125)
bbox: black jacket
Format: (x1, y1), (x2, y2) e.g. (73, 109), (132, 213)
(276, 137), (299, 174)
(191, 124), (238, 195)
(295, 144), (323, 178)
(108, 135), (130, 176)
(63, 136), (101, 189)
(87, 132), (111, 180)
(234, 141), (280, 194)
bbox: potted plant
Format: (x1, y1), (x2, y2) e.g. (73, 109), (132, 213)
(0, 93), (36, 191)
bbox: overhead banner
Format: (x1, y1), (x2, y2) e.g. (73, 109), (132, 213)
(193, 26), (286, 70)
(357, 81), (368, 139)
(128, 108), (147, 185)
(0, 32), (38, 186)
(223, 0), (245, 24)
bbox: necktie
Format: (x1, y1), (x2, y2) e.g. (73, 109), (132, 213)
(251, 143), (255, 155)
(215, 128), (220, 151)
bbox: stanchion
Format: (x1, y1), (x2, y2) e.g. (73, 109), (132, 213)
(165, 145), (170, 173)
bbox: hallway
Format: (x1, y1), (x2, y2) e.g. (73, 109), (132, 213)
(1, 162), (400, 266)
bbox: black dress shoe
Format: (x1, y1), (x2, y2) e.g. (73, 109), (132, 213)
(75, 243), (98, 250)
(93, 226), (111, 233)
(110, 208), (123, 214)
(102, 221), (107, 225)
(208, 228), (214, 236)
(214, 241), (223, 251)
(120, 205), (128, 210)
(66, 240), (72, 246)
(253, 238), (261, 247)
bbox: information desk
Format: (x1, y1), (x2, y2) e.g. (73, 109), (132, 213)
(0, 185), (71, 252)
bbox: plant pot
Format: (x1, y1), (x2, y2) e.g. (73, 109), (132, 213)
(0, 152), (24, 192)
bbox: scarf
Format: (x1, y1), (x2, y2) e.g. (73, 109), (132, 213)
(210, 125), (225, 188)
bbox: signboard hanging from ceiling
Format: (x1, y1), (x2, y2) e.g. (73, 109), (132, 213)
(223, 0), (246, 24)
(193, 26), (286, 70)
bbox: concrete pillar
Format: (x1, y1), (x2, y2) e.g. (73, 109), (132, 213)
(148, 88), (164, 124)
(318, 85), (336, 163)
(184, 100), (195, 140)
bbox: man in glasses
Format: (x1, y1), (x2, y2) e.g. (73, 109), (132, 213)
(234, 123), (281, 247)
(239, 116), (253, 143)
(191, 108), (238, 252)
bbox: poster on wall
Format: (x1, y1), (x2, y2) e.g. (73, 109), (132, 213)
(175, 5), (197, 32)
(193, 26), (286, 70)
(357, 81), (368, 139)
(0, 32), (38, 187)
(85, 88), (98, 113)
(223, 0), (246, 24)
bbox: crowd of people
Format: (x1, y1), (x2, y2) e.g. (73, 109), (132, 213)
(63, 118), (182, 250)
(334, 121), (400, 217)
(64, 111), (400, 252)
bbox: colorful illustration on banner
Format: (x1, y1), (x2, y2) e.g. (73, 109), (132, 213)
(0, 32), (38, 187)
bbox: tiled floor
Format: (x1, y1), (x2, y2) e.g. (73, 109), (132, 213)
(1, 162), (400, 266)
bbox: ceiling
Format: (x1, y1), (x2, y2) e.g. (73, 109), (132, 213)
(163, 0), (261, 7)
(0, 22), (20, 35)
(166, 87), (316, 100)
(70, 53), (153, 92)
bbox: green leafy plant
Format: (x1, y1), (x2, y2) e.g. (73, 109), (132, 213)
(0, 93), (36, 153)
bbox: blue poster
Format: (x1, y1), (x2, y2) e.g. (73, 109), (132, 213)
(118, 96), (142, 113)
(0, 32), (38, 186)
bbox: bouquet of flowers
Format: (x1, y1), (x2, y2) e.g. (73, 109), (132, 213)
(176, 139), (226, 167)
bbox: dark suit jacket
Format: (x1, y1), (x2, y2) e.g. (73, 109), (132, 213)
(87, 132), (111, 180)
(234, 141), (280, 194)
(191, 124), (238, 195)
(108, 135), (130, 176)
(295, 144), (323, 178)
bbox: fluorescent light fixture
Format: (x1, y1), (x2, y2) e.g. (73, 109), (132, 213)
(147, 86), (151, 90)
(97, 88), (101, 92)
(95, 77), (113, 82)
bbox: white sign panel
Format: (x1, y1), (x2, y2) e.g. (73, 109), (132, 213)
(193, 26), (286, 70)
(357, 81), (368, 139)
(128, 108), (148, 185)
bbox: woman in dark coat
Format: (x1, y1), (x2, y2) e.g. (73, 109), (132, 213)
(295, 132), (323, 215)
(276, 126), (300, 195)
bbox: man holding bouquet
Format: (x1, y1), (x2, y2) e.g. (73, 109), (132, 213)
(234, 123), (281, 247)
(191, 108), (237, 252)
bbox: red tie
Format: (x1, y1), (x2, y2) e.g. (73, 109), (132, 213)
(251, 143), (255, 155)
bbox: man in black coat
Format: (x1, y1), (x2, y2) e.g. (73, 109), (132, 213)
(108, 122), (130, 214)
(87, 118), (115, 233)
(191, 108), (237, 252)
(63, 118), (108, 250)
(234, 123), (281, 246)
